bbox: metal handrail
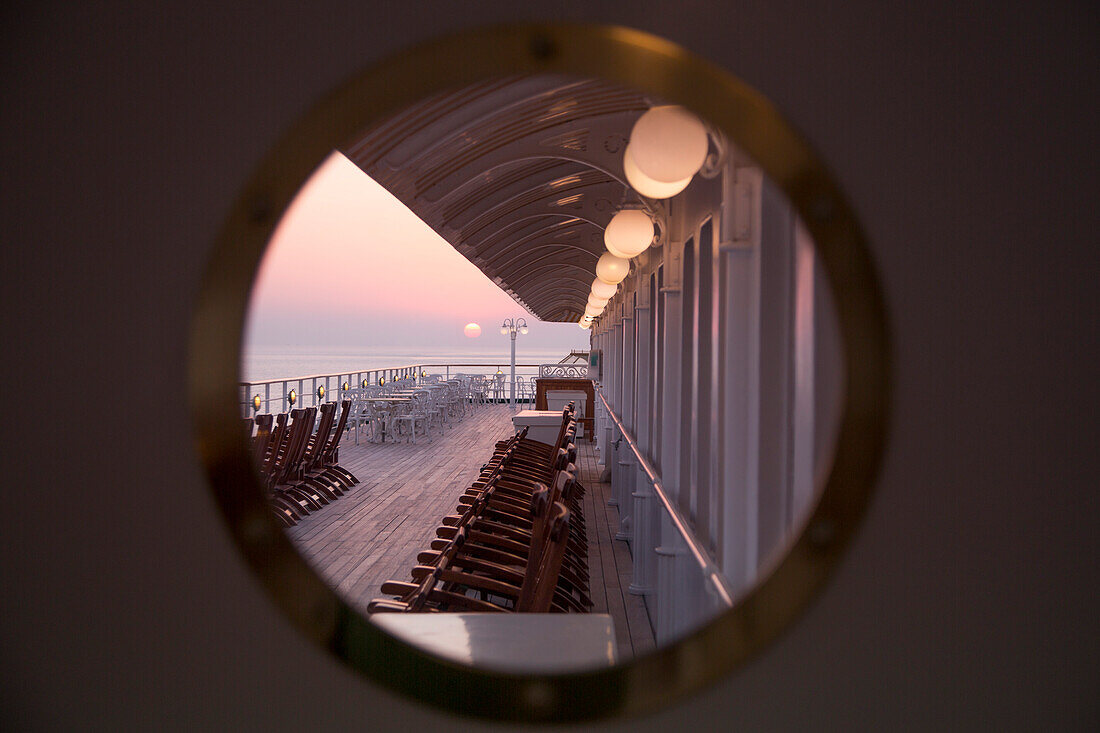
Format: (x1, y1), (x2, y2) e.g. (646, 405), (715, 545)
(237, 362), (554, 416)
(239, 363), (545, 388)
(595, 386), (735, 608)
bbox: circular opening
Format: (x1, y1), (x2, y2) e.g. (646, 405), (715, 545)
(190, 24), (888, 723)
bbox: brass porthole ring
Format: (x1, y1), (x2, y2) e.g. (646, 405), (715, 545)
(188, 22), (890, 723)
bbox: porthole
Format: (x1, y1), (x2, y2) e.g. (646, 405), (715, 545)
(189, 23), (888, 722)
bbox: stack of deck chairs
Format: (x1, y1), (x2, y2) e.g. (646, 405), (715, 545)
(247, 399), (360, 526)
(368, 403), (593, 614)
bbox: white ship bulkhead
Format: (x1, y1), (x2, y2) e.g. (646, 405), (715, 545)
(590, 154), (840, 643)
(2, 2), (1094, 730)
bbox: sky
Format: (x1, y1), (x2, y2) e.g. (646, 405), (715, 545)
(243, 152), (590, 356)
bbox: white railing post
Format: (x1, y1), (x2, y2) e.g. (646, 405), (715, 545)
(654, 512), (683, 645)
(594, 396), (606, 471)
(606, 424), (618, 507)
(614, 442), (633, 541)
(603, 406), (614, 477)
(629, 462), (655, 596)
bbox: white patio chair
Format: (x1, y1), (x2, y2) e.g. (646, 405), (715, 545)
(357, 387), (387, 442)
(468, 376), (488, 409)
(393, 392), (431, 444)
(444, 380), (465, 422)
(491, 373), (506, 402)
(423, 389), (446, 434)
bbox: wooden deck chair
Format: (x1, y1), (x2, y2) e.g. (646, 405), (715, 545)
(368, 430), (589, 614)
(481, 423), (575, 483)
(250, 414), (274, 467)
(251, 413), (302, 526)
(382, 501), (579, 613)
(269, 408), (325, 515)
(474, 440), (584, 519)
(429, 501), (579, 613)
(469, 446), (586, 531)
(429, 529), (590, 610)
(438, 470), (590, 599)
(296, 402), (341, 502)
(457, 468), (587, 557)
(369, 482), (511, 613)
(443, 472), (590, 597)
(315, 398), (358, 488)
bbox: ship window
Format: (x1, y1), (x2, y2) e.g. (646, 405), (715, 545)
(190, 23), (888, 723)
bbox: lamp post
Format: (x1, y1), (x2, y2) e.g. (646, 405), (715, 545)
(500, 317), (528, 409)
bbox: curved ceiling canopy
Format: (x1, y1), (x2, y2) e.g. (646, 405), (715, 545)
(342, 75), (656, 322)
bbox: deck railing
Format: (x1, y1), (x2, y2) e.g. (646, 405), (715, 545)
(593, 386), (735, 645)
(238, 363), (555, 416)
(538, 363), (591, 379)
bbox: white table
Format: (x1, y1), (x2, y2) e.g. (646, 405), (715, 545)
(545, 390), (588, 437)
(370, 613), (618, 673)
(512, 409), (566, 445)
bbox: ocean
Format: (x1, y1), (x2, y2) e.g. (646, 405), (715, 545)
(241, 345), (585, 383)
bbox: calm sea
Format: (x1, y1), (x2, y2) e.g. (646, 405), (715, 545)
(241, 346), (582, 383)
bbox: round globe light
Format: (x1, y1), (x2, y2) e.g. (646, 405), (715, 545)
(624, 143), (693, 199)
(591, 278), (617, 300)
(463, 322), (481, 338)
(628, 105), (709, 183)
(604, 209), (654, 259)
(585, 302), (604, 317)
(579, 321), (591, 329)
(587, 293), (609, 309)
(596, 252), (630, 284)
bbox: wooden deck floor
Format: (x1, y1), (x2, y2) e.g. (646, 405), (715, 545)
(285, 403), (656, 661)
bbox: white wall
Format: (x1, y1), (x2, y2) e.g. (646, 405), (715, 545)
(596, 144), (831, 604)
(6, 3), (1094, 729)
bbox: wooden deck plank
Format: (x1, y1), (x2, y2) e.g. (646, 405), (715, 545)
(282, 403), (655, 661)
(583, 456), (634, 656)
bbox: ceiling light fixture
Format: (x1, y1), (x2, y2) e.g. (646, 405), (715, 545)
(595, 252), (630, 285)
(604, 208), (655, 258)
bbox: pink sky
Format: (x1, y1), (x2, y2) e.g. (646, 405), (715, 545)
(244, 152), (590, 353)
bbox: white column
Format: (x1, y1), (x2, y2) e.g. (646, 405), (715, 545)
(659, 289), (683, 504)
(613, 439), (632, 541)
(629, 462), (655, 596)
(620, 312), (634, 432)
(720, 166), (762, 593)
(756, 176), (795, 565)
(634, 302), (653, 454)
